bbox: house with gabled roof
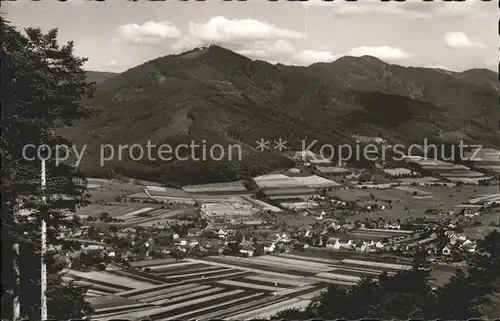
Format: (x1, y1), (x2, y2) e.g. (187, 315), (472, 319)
(264, 242), (276, 253)
(240, 243), (255, 257)
(326, 238), (342, 250)
(218, 228), (228, 239)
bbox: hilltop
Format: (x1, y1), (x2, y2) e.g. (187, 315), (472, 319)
(62, 45), (500, 185)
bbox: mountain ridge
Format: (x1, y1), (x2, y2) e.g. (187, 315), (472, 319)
(66, 45), (499, 184)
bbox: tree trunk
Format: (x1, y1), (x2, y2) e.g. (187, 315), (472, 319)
(1, 203), (20, 320)
(13, 242), (21, 320)
(1, 169), (21, 320)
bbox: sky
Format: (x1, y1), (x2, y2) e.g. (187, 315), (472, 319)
(3, 0), (498, 73)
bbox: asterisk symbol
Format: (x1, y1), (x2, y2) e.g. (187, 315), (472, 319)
(274, 138), (288, 152)
(256, 138), (270, 152)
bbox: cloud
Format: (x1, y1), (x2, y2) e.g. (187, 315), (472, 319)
(424, 64), (452, 71)
(434, 1), (490, 19)
(235, 40), (296, 59)
(172, 16), (306, 63)
(347, 46), (412, 62)
(167, 16), (417, 68)
(304, 0), (490, 20)
(444, 32), (485, 49)
(291, 50), (338, 65)
(117, 21), (181, 45)
(332, 3), (428, 19)
(174, 16), (305, 51)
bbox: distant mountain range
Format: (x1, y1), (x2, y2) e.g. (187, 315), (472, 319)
(63, 45), (499, 185)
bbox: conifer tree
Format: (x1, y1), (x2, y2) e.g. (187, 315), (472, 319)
(1, 17), (95, 319)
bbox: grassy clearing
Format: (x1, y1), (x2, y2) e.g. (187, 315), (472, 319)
(126, 192), (151, 199)
(87, 179), (143, 203)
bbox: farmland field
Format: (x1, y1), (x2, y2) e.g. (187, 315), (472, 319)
(75, 204), (155, 218)
(253, 174), (302, 189)
(394, 186), (431, 196)
(146, 186), (192, 197)
(81, 258), (329, 320)
(264, 187), (316, 195)
(241, 196), (283, 212)
(315, 166), (350, 174)
(254, 173), (340, 192)
(382, 168), (417, 176)
(117, 207), (196, 227)
(114, 207), (155, 220)
(280, 200), (319, 209)
(290, 175), (341, 188)
(152, 195), (196, 205)
(78, 251), (458, 320)
(328, 184), (497, 222)
(192, 194), (253, 203)
(446, 177), (493, 184)
(465, 193), (500, 204)
(127, 192), (152, 199)
(200, 201), (260, 218)
(440, 171), (485, 178)
(397, 177), (442, 185)
(182, 181), (247, 193)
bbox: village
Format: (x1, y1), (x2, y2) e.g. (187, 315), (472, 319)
(53, 145), (500, 319)
(4, 2), (500, 319)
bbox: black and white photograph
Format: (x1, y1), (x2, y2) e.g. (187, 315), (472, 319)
(2, 0), (500, 320)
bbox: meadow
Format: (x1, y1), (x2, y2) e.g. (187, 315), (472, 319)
(328, 184), (497, 223)
(86, 178), (143, 202)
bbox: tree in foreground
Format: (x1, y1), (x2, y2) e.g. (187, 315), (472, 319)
(1, 17), (95, 320)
